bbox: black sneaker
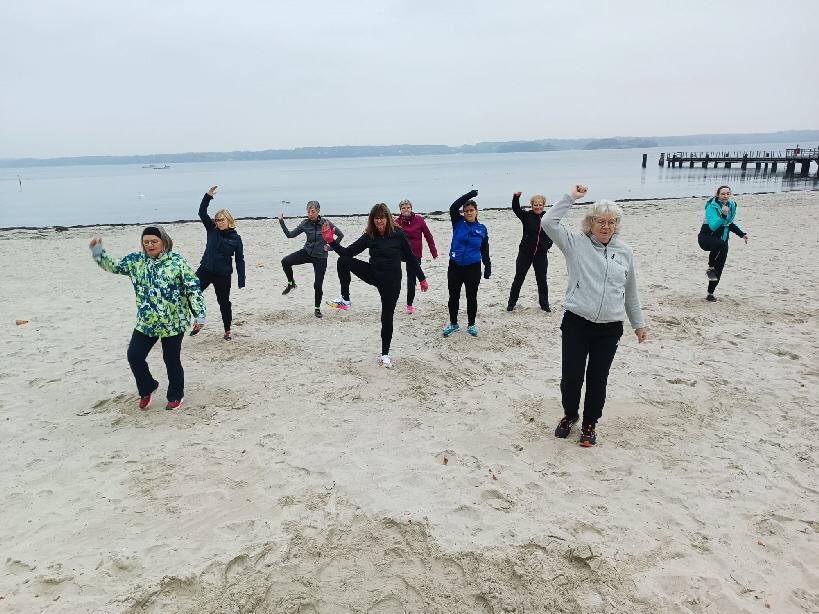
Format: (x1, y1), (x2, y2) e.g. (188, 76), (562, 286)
(282, 282), (297, 295)
(506, 305), (516, 312)
(314, 309), (323, 318)
(555, 416), (577, 438)
(579, 424), (597, 447)
(706, 269), (718, 281)
(706, 294), (717, 303)
(541, 304), (551, 312)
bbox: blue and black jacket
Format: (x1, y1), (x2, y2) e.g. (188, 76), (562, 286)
(448, 190), (491, 277)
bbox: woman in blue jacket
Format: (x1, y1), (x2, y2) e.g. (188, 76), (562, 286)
(697, 186), (749, 303)
(193, 186), (245, 340)
(443, 190), (491, 337)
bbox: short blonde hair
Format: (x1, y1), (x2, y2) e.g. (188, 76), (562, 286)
(581, 200), (623, 236)
(530, 194), (546, 207)
(214, 209), (236, 229)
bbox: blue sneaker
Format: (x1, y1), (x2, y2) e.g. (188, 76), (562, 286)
(443, 323), (460, 337)
(467, 325), (478, 336)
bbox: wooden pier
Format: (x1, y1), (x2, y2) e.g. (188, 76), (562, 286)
(657, 148), (819, 175)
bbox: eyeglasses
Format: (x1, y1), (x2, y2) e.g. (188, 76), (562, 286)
(215, 218), (227, 223)
(593, 219), (617, 227)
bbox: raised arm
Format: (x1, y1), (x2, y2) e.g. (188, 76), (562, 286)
(541, 184), (587, 254)
(322, 222), (368, 258)
(89, 238), (131, 276)
(199, 187), (217, 230)
(450, 190), (478, 223)
(278, 215), (304, 239)
(512, 192), (525, 221)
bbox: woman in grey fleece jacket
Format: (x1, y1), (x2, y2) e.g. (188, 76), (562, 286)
(541, 184), (647, 447)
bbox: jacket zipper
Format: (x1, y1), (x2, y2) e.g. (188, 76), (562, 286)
(594, 245), (610, 322)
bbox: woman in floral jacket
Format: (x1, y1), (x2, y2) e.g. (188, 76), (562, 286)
(90, 225), (206, 410)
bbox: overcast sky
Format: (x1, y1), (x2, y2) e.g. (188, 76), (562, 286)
(2, 0), (818, 159)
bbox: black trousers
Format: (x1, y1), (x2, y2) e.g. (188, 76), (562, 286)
(508, 249), (549, 309)
(337, 256), (401, 356)
(196, 267), (232, 331)
(282, 250), (328, 308)
(560, 310), (623, 426)
(127, 329), (185, 401)
(697, 233), (729, 294)
(447, 260), (481, 326)
(404, 256), (422, 306)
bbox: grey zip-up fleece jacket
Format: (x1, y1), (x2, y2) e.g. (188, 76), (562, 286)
(542, 194), (645, 329)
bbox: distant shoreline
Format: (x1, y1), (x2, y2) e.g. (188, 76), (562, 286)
(2, 129), (817, 169)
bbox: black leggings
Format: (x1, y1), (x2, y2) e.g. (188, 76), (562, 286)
(560, 310), (623, 426)
(337, 256), (401, 356)
(127, 329), (185, 401)
(508, 249), (549, 309)
(282, 250), (328, 308)
(698, 233), (729, 294)
(447, 260), (481, 326)
(196, 267), (232, 331)
(404, 256), (422, 306)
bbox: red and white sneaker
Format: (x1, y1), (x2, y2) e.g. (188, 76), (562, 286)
(326, 297), (351, 311)
(139, 393), (153, 409)
(165, 398), (184, 411)
(407, 305), (414, 314)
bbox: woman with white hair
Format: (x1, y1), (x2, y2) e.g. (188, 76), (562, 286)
(541, 184), (647, 447)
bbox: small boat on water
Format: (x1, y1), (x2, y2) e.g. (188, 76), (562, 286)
(153, 164), (170, 170)
(142, 164), (155, 168)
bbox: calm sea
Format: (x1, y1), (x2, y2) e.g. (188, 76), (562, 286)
(1, 141), (816, 228)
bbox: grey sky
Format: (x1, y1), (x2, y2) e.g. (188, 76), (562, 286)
(3, 0), (818, 159)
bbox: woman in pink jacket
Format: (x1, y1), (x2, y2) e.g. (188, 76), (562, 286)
(394, 199), (438, 314)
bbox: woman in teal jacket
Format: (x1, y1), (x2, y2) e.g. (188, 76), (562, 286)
(697, 186), (749, 302)
(90, 225), (206, 410)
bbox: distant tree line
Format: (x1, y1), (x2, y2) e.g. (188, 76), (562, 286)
(2, 130), (817, 168)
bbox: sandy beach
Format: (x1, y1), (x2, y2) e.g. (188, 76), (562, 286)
(1, 190), (818, 614)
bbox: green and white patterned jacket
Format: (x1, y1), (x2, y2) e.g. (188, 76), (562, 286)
(92, 246), (206, 337)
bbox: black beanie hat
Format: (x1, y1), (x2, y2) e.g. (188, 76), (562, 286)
(142, 226), (162, 238)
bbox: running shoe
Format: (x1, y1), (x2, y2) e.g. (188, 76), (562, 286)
(315, 309), (323, 318)
(223, 331), (232, 340)
(443, 323), (460, 337)
(166, 398), (184, 411)
(407, 305), (414, 315)
(554, 416), (577, 438)
(541, 304), (551, 312)
(706, 269), (718, 282)
(579, 424), (597, 447)
(326, 297), (351, 311)
(706, 294), (717, 302)
(379, 354), (392, 369)
(139, 393), (153, 409)
(467, 325), (478, 337)
(506, 304), (516, 312)
(282, 282), (297, 295)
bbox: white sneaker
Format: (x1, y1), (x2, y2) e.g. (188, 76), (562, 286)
(379, 354), (392, 369)
(326, 297), (351, 311)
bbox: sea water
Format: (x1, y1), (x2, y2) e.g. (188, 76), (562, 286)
(0, 142), (815, 228)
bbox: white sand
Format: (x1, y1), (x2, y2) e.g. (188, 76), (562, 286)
(1, 191), (818, 613)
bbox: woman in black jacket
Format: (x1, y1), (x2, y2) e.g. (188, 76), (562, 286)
(193, 186), (245, 340)
(322, 203), (428, 369)
(278, 201), (343, 318)
(507, 192), (552, 312)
